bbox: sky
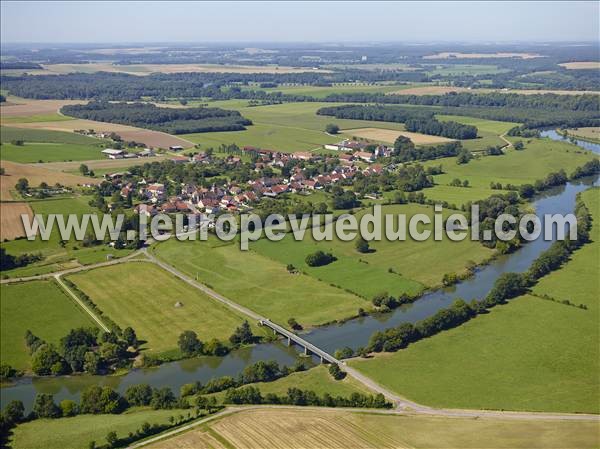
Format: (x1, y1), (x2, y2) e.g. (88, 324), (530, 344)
(1, 1), (599, 44)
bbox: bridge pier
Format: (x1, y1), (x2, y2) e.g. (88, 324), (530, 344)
(287, 337), (291, 346)
(304, 346), (308, 355)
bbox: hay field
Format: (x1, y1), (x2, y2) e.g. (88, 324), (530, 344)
(148, 408), (600, 449)
(424, 52), (542, 59)
(565, 126), (600, 142)
(31, 63), (333, 75)
(387, 85), (599, 96)
(6, 118), (194, 149)
(40, 155), (168, 173)
(0, 202), (33, 240)
(0, 98), (84, 117)
(0, 160), (94, 200)
(559, 61), (600, 70)
(342, 127), (454, 145)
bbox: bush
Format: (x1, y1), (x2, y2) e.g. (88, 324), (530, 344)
(305, 251), (336, 267)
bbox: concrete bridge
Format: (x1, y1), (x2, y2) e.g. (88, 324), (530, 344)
(258, 319), (339, 365)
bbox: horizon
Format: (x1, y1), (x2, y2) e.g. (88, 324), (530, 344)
(2, 1), (599, 43)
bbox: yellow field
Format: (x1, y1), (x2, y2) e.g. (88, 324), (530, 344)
(0, 160), (94, 200)
(565, 127), (600, 141)
(147, 408), (600, 449)
(559, 61), (600, 70)
(342, 127), (454, 145)
(0, 98), (84, 117)
(0, 202), (33, 240)
(6, 63), (333, 76)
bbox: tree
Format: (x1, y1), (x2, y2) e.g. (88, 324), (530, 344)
(456, 148), (472, 165)
(305, 251), (336, 267)
(83, 351), (100, 374)
(229, 321), (254, 345)
(325, 123), (339, 134)
(123, 327), (138, 348)
(287, 318), (302, 330)
(15, 178), (29, 194)
(328, 364), (346, 380)
(178, 330), (203, 356)
(514, 141), (524, 150)
(80, 385), (125, 414)
(3, 400), (24, 424)
(355, 237), (370, 253)
(79, 164), (90, 175)
(32, 393), (61, 418)
(59, 399), (78, 417)
(105, 431), (118, 448)
(204, 338), (228, 356)
(31, 344), (66, 375)
(150, 387), (176, 410)
(124, 384), (153, 406)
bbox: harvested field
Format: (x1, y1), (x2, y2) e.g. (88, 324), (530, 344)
(559, 61), (600, 70)
(148, 408), (600, 449)
(0, 98), (84, 117)
(0, 202), (33, 240)
(0, 160), (95, 200)
(40, 155), (168, 173)
(6, 119), (194, 149)
(342, 127), (454, 145)
(18, 63), (333, 76)
(424, 52), (542, 59)
(387, 85), (599, 96)
(565, 126), (600, 142)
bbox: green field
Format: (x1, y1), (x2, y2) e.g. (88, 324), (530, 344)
(0, 280), (97, 370)
(1, 113), (74, 123)
(0, 142), (105, 163)
(425, 64), (510, 76)
(205, 365), (370, 403)
(1, 196), (132, 278)
(242, 83), (414, 98)
(0, 126), (100, 145)
(252, 203), (493, 292)
(10, 407), (188, 449)
(350, 188), (600, 413)
(153, 238), (367, 328)
(424, 137), (598, 189)
(67, 262), (250, 354)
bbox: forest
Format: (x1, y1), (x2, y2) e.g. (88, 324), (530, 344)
(61, 101), (252, 134)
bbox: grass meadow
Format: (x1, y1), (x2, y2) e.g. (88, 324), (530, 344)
(9, 407), (187, 449)
(153, 238), (368, 328)
(0, 142), (105, 163)
(0, 280), (97, 370)
(0, 126), (99, 145)
(350, 188), (599, 413)
(67, 262), (250, 354)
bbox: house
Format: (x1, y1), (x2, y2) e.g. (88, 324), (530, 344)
(137, 148), (155, 157)
(101, 148), (125, 159)
(147, 183), (166, 202)
(303, 179), (321, 190)
(170, 156), (189, 164)
(355, 151), (375, 163)
(292, 151), (314, 161)
(169, 145), (184, 151)
(134, 204), (157, 217)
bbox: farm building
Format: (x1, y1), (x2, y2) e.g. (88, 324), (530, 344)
(101, 148), (125, 159)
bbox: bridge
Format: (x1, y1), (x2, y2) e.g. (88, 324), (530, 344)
(258, 319), (340, 365)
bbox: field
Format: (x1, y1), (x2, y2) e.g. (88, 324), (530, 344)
(0, 280), (97, 370)
(244, 83), (414, 98)
(388, 85), (599, 96)
(350, 188), (600, 414)
(0, 98), (84, 117)
(153, 238), (368, 327)
(0, 160), (94, 200)
(252, 204), (493, 292)
(9, 407), (188, 449)
(341, 127), (455, 145)
(67, 262), (250, 354)
(205, 365), (370, 403)
(423, 52), (542, 59)
(423, 137), (598, 189)
(0, 126), (100, 145)
(0, 202), (33, 240)
(0, 142), (106, 163)
(1, 196), (130, 277)
(148, 408), (600, 449)
(559, 61), (600, 70)
(564, 126), (600, 143)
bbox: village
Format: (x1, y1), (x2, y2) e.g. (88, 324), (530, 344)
(102, 139), (392, 225)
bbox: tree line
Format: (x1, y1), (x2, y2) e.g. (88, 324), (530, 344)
(61, 101), (252, 135)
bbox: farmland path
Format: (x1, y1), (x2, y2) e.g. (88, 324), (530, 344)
(0, 249), (146, 284)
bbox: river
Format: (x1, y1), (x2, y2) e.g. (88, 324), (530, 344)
(540, 129), (600, 154)
(2, 150), (598, 412)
